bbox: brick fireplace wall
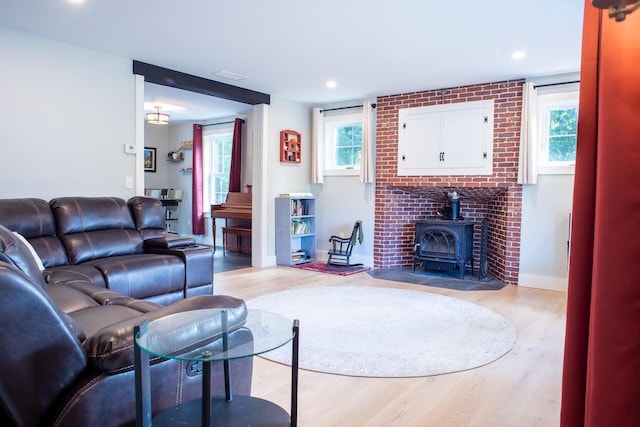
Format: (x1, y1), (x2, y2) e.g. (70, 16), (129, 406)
(374, 80), (524, 284)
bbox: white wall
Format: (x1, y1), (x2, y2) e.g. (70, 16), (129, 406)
(0, 26), (137, 199)
(519, 174), (575, 291)
(264, 98), (313, 264)
(143, 122), (170, 189)
(312, 176), (375, 266)
(166, 123), (194, 236)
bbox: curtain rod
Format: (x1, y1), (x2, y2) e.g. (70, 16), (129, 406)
(533, 80), (580, 89)
(320, 103), (377, 113)
(201, 119), (244, 127)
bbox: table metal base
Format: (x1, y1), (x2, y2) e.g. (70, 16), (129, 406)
(151, 395), (291, 427)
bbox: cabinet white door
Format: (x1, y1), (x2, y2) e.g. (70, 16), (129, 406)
(397, 100), (494, 176)
(398, 109), (443, 171)
(440, 106), (489, 170)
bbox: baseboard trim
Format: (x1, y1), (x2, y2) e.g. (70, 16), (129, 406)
(518, 273), (567, 292)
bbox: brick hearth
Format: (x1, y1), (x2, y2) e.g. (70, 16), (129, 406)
(374, 80), (524, 285)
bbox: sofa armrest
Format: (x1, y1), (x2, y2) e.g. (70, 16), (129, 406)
(145, 236), (196, 249)
(146, 244), (214, 297)
(83, 295), (246, 373)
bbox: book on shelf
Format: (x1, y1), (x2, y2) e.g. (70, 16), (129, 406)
(280, 192), (313, 198)
(290, 199), (310, 216)
(291, 250), (308, 262)
(290, 219), (310, 235)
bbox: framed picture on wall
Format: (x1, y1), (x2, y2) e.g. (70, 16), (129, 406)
(144, 147), (156, 172)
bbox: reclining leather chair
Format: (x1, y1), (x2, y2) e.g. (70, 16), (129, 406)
(0, 225), (252, 427)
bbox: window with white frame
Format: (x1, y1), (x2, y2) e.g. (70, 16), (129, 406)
(203, 125), (233, 210)
(324, 111), (362, 176)
(537, 88), (579, 174)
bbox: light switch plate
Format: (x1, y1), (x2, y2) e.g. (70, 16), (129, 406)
(124, 144), (136, 154)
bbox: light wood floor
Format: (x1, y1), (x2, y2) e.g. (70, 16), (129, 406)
(214, 266), (567, 427)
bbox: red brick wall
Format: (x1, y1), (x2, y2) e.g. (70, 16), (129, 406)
(374, 80), (524, 284)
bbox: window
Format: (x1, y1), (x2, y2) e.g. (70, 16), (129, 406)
(203, 125), (233, 210)
(537, 89), (579, 174)
(324, 111), (362, 175)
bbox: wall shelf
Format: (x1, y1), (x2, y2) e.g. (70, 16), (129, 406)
(280, 130), (301, 163)
(167, 149), (184, 162)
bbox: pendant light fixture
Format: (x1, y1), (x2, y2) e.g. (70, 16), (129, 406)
(146, 106), (170, 125)
(593, 0), (640, 21)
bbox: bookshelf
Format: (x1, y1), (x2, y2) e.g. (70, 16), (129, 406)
(275, 196), (315, 265)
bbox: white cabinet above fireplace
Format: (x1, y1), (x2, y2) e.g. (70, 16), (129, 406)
(397, 100), (494, 176)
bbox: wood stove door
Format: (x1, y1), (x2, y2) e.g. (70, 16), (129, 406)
(414, 220), (474, 279)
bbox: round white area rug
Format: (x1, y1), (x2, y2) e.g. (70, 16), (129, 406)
(246, 286), (516, 377)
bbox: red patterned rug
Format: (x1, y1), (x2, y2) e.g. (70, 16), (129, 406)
(293, 262), (371, 276)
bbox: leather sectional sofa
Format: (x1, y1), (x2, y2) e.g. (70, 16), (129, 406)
(0, 196), (213, 304)
(0, 197), (253, 426)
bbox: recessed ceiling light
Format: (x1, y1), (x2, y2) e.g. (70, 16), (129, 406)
(68, 0), (85, 4)
(326, 80), (337, 89)
(214, 70), (248, 81)
(512, 50), (526, 60)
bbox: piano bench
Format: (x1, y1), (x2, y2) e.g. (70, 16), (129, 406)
(222, 227), (252, 256)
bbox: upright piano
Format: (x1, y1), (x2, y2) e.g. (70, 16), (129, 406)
(211, 192), (252, 253)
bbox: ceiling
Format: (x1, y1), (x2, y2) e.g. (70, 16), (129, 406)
(0, 0), (585, 122)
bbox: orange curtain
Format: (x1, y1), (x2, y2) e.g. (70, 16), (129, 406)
(561, 2), (640, 425)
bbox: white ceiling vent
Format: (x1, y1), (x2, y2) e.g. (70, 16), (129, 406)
(214, 70), (248, 81)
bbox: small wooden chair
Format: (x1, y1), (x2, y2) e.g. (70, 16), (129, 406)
(327, 220), (363, 267)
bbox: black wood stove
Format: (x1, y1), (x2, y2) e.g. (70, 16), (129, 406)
(413, 219), (474, 279)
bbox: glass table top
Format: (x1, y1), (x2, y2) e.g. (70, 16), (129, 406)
(135, 308), (295, 362)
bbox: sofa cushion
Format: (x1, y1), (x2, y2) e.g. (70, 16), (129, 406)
(45, 282), (101, 314)
(0, 198), (55, 236)
(12, 232), (45, 271)
(84, 254), (185, 300)
(128, 196), (168, 240)
(0, 198), (68, 268)
(51, 197), (145, 264)
(60, 229), (144, 264)
(51, 197), (136, 234)
(0, 225), (47, 287)
(45, 280), (162, 342)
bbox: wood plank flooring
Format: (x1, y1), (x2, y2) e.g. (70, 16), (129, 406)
(214, 266), (567, 427)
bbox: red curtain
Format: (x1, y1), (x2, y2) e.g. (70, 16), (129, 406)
(191, 124), (205, 235)
(561, 2), (640, 425)
(228, 118), (243, 193)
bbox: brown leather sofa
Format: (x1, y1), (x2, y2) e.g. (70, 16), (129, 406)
(0, 198), (254, 426)
(0, 196), (213, 304)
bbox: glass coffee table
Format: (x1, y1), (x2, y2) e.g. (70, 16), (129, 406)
(134, 308), (299, 427)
